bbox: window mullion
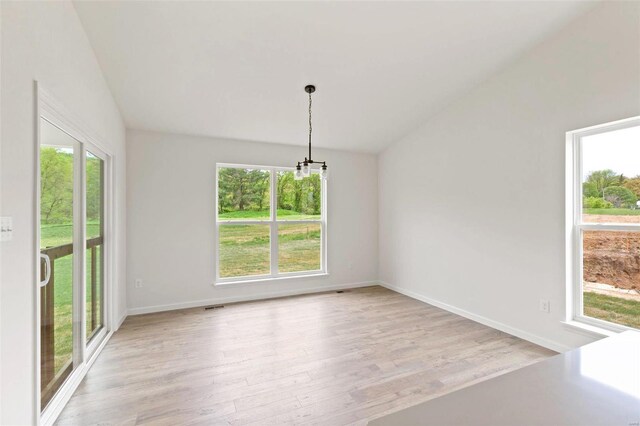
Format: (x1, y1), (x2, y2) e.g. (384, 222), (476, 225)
(573, 134), (582, 323)
(322, 174), (327, 273)
(578, 223), (640, 232)
(270, 168), (278, 276)
(576, 225), (584, 323)
(215, 221), (220, 281)
(573, 133), (584, 323)
(274, 220), (322, 224)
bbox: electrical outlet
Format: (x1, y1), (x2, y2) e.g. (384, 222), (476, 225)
(539, 299), (550, 313)
(1, 217), (13, 242)
(135, 279), (143, 288)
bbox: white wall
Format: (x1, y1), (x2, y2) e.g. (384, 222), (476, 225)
(0, 1), (3, 421)
(126, 130), (378, 313)
(379, 1), (640, 352)
(0, 2), (126, 424)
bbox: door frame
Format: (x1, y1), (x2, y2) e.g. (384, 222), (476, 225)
(83, 142), (111, 359)
(35, 83), (116, 425)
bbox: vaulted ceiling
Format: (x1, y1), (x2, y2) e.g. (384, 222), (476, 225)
(74, 1), (596, 152)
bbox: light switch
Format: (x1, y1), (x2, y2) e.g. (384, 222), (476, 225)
(1, 217), (13, 242)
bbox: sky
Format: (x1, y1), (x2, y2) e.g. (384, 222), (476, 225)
(582, 125), (640, 180)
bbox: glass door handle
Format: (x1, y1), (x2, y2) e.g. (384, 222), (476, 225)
(40, 253), (51, 287)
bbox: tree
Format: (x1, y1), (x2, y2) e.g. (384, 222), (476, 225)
(218, 168), (270, 213)
(582, 182), (600, 198)
(585, 169), (621, 197)
(583, 197), (613, 209)
(40, 147), (73, 223)
(218, 168), (322, 216)
(218, 168), (248, 212)
(293, 179), (303, 213)
(623, 176), (640, 199)
(86, 155), (103, 223)
(603, 186), (638, 208)
(277, 171), (294, 210)
(302, 174), (321, 214)
(276, 171), (322, 214)
(252, 171), (270, 211)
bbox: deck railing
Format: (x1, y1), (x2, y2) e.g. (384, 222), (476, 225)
(40, 236), (103, 408)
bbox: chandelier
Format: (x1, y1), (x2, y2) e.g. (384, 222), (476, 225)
(295, 85), (327, 180)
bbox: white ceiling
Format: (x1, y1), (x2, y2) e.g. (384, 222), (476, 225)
(73, 1), (596, 153)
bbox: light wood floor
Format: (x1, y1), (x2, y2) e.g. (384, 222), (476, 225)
(56, 286), (555, 425)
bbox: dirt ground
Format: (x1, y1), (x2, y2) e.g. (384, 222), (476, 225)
(583, 214), (640, 291)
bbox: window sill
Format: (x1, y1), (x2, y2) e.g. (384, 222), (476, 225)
(561, 320), (619, 339)
(214, 272), (329, 286)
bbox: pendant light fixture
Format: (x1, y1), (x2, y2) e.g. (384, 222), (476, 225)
(295, 85), (327, 180)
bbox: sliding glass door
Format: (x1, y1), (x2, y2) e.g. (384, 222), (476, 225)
(38, 117), (110, 412)
(39, 119), (80, 408)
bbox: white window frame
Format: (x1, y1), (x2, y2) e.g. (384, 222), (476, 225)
(215, 163), (327, 284)
(566, 116), (640, 333)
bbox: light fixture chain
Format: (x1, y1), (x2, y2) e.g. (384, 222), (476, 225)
(308, 92), (312, 157)
(296, 85), (326, 180)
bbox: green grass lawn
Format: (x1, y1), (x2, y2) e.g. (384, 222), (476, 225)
(583, 208), (640, 216)
(219, 222), (321, 278)
(278, 223), (321, 273)
(219, 209), (320, 221)
(219, 224), (271, 277)
(584, 292), (640, 329)
(218, 208), (322, 278)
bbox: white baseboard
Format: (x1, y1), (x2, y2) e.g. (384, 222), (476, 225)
(128, 281), (377, 316)
(379, 281), (571, 353)
(127, 280), (571, 352)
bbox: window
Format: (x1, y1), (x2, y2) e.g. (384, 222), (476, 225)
(567, 117), (640, 331)
(216, 164), (326, 282)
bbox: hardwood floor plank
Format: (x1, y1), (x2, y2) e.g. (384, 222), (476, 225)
(55, 286), (554, 425)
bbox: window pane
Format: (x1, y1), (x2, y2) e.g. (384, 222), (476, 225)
(86, 246), (103, 339)
(219, 224), (270, 278)
(582, 230), (640, 329)
(276, 171), (321, 220)
(278, 223), (321, 273)
(218, 167), (270, 220)
(581, 125), (640, 224)
(86, 151), (104, 341)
